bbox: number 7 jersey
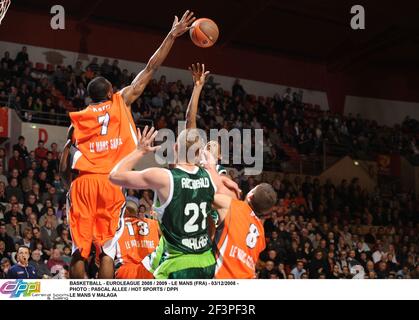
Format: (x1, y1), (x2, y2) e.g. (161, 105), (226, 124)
(69, 93), (138, 174)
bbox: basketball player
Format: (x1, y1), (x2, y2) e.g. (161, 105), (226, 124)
(60, 10), (197, 279)
(115, 200), (160, 279)
(109, 125), (240, 279)
(214, 183), (276, 279)
(203, 152), (277, 279)
(185, 63), (227, 176)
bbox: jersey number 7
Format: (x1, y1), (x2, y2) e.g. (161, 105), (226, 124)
(98, 113), (110, 135)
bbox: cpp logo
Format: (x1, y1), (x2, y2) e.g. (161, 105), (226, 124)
(0, 280), (41, 298)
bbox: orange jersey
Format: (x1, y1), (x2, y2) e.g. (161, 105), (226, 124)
(116, 217), (160, 265)
(69, 92), (137, 174)
(214, 199), (266, 279)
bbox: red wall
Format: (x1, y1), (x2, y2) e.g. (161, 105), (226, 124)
(1, 10), (418, 113)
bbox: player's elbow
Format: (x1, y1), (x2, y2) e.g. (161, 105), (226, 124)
(108, 171), (122, 186)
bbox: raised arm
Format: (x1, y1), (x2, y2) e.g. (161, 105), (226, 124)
(109, 126), (170, 201)
(185, 63), (210, 129)
(120, 10), (196, 106)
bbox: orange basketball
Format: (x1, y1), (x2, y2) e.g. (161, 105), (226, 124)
(189, 18), (219, 48)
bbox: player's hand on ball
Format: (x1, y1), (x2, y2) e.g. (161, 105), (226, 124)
(189, 63), (210, 88)
(137, 126), (160, 154)
(170, 10), (196, 38)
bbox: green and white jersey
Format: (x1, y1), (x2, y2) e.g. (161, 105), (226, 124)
(153, 166), (217, 254)
(216, 164), (227, 175)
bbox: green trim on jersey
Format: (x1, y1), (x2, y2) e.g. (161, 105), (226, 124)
(216, 164), (227, 175)
(144, 222), (216, 279)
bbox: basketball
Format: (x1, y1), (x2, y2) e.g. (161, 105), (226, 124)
(189, 18), (219, 48)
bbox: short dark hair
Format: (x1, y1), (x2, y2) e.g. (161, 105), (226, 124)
(249, 183), (277, 215)
(18, 136), (25, 140)
(18, 245), (30, 254)
(87, 77), (111, 102)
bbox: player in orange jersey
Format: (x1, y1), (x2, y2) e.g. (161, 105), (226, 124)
(115, 200), (160, 279)
(202, 152), (277, 279)
(212, 182), (277, 279)
(60, 10), (196, 279)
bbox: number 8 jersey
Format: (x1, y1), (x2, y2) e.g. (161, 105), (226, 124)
(69, 92), (138, 174)
(214, 199), (266, 279)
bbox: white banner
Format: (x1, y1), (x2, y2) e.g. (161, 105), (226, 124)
(21, 122), (67, 152)
(0, 279), (417, 300)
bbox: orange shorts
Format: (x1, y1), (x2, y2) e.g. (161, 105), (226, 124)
(68, 173), (125, 259)
(115, 263), (154, 279)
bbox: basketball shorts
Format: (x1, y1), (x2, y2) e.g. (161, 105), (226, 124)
(67, 173), (125, 259)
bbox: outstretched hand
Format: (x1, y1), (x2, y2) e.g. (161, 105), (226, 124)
(189, 63), (210, 88)
(170, 10), (196, 38)
(137, 126), (160, 154)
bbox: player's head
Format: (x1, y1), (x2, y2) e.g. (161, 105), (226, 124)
(125, 200), (139, 218)
(175, 129), (204, 165)
(246, 183), (277, 216)
(87, 77), (113, 102)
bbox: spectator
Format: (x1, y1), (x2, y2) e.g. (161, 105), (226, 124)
(259, 260), (275, 279)
(29, 249), (51, 279)
(0, 257), (11, 279)
(139, 190), (153, 215)
(0, 165), (7, 186)
(8, 150), (26, 173)
(372, 243), (385, 264)
(290, 260), (306, 279)
(40, 220), (58, 251)
(6, 245), (37, 279)
(16, 227), (36, 251)
(41, 186), (60, 207)
(54, 228), (72, 251)
(0, 240), (10, 261)
(39, 207), (58, 230)
(6, 216), (22, 242)
(1, 51), (13, 69)
(4, 203), (25, 224)
(13, 136), (29, 159)
(0, 222), (14, 254)
(232, 79), (246, 98)
(34, 140), (48, 161)
(0, 148), (7, 170)
(47, 248), (67, 276)
(15, 46), (29, 66)
(23, 193), (40, 219)
(21, 169), (36, 193)
(308, 250), (329, 279)
(87, 57), (100, 74)
(21, 213), (40, 231)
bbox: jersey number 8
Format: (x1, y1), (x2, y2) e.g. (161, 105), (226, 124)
(246, 224), (260, 249)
